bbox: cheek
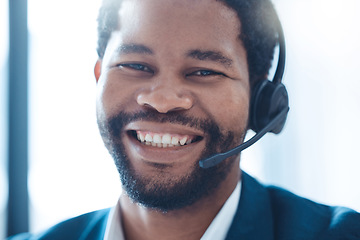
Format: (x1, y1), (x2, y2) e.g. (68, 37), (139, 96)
(202, 84), (250, 133)
(96, 75), (120, 118)
(96, 72), (138, 118)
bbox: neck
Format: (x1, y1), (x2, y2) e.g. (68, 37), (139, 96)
(120, 164), (241, 240)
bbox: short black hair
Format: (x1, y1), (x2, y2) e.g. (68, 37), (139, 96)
(96, 0), (279, 87)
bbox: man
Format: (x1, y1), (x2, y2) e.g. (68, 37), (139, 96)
(10, 0), (360, 239)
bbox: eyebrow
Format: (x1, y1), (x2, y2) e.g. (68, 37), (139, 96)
(114, 44), (233, 68)
(186, 49), (233, 68)
(115, 44), (154, 55)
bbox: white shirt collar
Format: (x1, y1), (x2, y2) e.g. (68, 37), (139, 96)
(200, 181), (241, 240)
(104, 181), (241, 240)
(103, 200), (125, 240)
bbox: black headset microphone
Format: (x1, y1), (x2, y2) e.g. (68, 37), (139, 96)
(199, 17), (289, 169)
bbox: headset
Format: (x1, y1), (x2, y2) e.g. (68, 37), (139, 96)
(199, 14), (289, 169)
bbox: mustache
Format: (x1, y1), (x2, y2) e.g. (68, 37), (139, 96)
(104, 110), (222, 139)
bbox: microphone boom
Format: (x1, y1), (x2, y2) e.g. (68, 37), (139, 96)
(199, 107), (289, 169)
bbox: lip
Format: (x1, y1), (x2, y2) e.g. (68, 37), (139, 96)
(123, 121), (206, 165)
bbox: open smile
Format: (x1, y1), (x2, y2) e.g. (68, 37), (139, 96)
(124, 122), (206, 164)
(129, 130), (203, 148)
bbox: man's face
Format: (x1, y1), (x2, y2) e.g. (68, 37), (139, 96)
(96, 0), (250, 211)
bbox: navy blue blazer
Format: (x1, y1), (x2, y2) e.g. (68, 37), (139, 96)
(9, 172), (360, 240)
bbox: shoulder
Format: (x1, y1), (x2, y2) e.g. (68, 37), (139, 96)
(236, 172), (360, 239)
(266, 185), (360, 239)
(8, 208), (111, 240)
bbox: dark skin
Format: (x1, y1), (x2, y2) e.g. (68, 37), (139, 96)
(94, 0), (250, 239)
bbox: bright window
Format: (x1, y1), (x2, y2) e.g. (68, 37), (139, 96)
(28, 0), (120, 232)
(1, 0), (9, 238)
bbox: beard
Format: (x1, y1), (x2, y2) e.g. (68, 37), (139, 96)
(97, 110), (244, 212)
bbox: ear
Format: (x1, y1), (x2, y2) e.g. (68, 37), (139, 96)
(94, 60), (102, 83)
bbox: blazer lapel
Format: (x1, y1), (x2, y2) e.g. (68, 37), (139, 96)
(79, 208), (110, 240)
(226, 172), (274, 240)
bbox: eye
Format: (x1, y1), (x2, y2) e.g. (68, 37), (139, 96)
(191, 70), (224, 77)
(185, 68), (229, 83)
(118, 63), (153, 73)
(186, 69), (226, 80)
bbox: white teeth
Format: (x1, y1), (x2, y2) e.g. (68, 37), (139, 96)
(136, 131), (195, 148)
(145, 134), (153, 142)
(171, 137), (179, 146)
(180, 137), (187, 146)
(138, 132), (145, 142)
(162, 134), (171, 144)
(153, 134), (162, 144)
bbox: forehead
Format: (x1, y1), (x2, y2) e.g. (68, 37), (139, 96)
(116, 0), (241, 46)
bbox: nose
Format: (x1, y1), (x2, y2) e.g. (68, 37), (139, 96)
(136, 83), (194, 113)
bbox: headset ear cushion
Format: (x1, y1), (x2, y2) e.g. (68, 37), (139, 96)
(250, 80), (289, 134)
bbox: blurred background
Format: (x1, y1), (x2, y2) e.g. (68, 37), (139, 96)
(1, 0), (360, 238)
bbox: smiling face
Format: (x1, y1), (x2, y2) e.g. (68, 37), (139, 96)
(96, 0), (250, 211)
